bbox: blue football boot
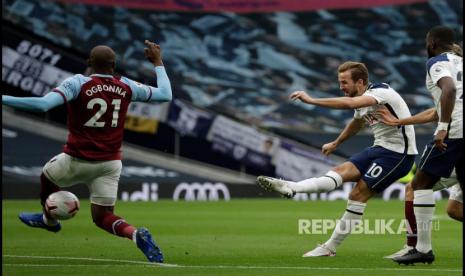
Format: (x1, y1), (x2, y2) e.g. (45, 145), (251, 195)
(19, 212), (61, 233)
(136, 227), (164, 263)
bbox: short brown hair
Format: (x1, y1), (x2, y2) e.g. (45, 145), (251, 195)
(338, 61), (369, 85)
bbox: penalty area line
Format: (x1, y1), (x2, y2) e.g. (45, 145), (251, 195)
(3, 255), (462, 272)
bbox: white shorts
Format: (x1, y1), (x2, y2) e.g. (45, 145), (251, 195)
(43, 153), (122, 206)
(448, 184), (463, 203)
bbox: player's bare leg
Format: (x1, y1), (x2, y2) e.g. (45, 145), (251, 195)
(91, 204), (164, 263)
(447, 199), (463, 221)
(303, 179), (375, 257)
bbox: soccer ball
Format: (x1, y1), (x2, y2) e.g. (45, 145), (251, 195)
(45, 191), (80, 220)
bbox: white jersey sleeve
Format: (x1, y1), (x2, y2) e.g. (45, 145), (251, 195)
(363, 85), (391, 104)
(425, 52), (463, 139)
(52, 74), (90, 102)
(355, 83), (418, 155)
(122, 66), (172, 103)
(429, 60), (455, 85)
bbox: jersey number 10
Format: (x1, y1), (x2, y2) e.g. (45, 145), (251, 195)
(84, 98), (121, 128)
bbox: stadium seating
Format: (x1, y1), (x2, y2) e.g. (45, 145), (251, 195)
(2, 0), (462, 136)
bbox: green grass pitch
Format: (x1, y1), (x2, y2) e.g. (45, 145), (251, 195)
(3, 199), (462, 275)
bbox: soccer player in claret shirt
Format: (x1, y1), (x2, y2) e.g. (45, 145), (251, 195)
(2, 40), (172, 263)
(392, 26), (463, 265)
(257, 61), (418, 257)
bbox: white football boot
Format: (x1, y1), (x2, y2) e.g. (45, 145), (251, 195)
(302, 244), (336, 257)
(383, 244), (414, 259)
(257, 176), (296, 198)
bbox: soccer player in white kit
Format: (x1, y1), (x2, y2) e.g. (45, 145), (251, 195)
(393, 26), (463, 265)
(377, 106), (462, 259)
(257, 61), (418, 257)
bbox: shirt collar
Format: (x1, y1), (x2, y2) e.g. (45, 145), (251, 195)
(366, 82), (373, 91)
(90, 74), (113, 78)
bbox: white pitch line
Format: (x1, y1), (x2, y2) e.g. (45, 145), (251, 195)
(3, 255), (462, 273)
(4, 264), (145, 267)
(3, 255), (178, 267)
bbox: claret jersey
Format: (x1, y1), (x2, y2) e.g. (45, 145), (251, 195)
(52, 67), (170, 160)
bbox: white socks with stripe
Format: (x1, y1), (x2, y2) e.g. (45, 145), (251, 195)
(324, 200), (367, 251)
(288, 171), (343, 193)
(413, 189), (435, 253)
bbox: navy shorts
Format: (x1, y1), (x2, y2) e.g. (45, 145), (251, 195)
(418, 138), (463, 179)
(349, 146), (416, 193)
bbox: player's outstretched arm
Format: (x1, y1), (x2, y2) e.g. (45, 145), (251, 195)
(289, 91), (376, 109)
(2, 92), (65, 112)
(130, 40), (172, 103)
(144, 40), (171, 102)
(322, 118), (365, 155)
(376, 107), (438, 126)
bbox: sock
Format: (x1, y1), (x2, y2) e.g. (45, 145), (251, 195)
(42, 214), (58, 226)
(413, 189), (435, 253)
(40, 173), (61, 207)
(288, 171), (343, 193)
(132, 229), (138, 244)
(324, 200), (366, 251)
(94, 212), (137, 240)
(405, 200), (417, 247)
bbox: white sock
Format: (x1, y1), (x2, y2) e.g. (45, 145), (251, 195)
(324, 200), (366, 251)
(132, 229), (138, 244)
(42, 214), (58, 226)
(414, 189), (435, 253)
(288, 171), (343, 193)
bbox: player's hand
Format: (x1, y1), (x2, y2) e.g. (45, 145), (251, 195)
(322, 141), (338, 156)
(433, 130), (448, 151)
(375, 107), (400, 126)
(144, 40), (163, 66)
(289, 91), (313, 104)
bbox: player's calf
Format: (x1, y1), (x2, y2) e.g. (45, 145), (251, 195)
(92, 210), (136, 240)
(446, 200), (463, 222)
